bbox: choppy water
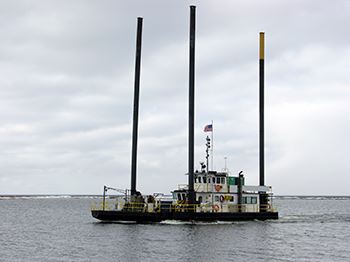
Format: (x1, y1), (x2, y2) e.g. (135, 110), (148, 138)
(0, 196), (349, 261)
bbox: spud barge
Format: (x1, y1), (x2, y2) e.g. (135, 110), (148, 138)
(91, 6), (278, 223)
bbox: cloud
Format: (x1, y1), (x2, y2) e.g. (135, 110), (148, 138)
(0, 0), (349, 195)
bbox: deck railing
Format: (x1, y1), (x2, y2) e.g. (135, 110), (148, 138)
(91, 200), (275, 213)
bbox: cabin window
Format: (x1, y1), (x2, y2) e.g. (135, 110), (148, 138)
(221, 177), (225, 184)
(208, 178), (211, 183)
(215, 196), (219, 202)
(182, 194), (186, 200)
(178, 193), (181, 200)
(203, 177), (207, 183)
(198, 196), (203, 203)
(243, 197), (257, 204)
(198, 177), (202, 183)
(216, 177), (220, 184)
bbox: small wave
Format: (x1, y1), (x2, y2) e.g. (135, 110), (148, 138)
(94, 220), (138, 224)
(276, 213), (350, 224)
(159, 220), (249, 226)
(159, 220), (193, 225)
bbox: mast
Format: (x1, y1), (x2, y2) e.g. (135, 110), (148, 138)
(130, 17), (143, 196)
(188, 5), (196, 205)
(259, 32), (265, 187)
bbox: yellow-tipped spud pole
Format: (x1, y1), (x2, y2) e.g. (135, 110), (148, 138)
(259, 32), (265, 187)
(259, 32), (268, 212)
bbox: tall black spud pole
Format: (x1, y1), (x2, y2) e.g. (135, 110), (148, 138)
(131, 17), (143, 196)
(188, 6), (196, 205)
(259, 32), (269, 212)
(259, 32), (265, 187)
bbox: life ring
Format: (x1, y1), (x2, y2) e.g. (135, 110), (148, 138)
(215, 185), (222, 192)
(220, 195), (224, 202)
(213, 204), (220, 212)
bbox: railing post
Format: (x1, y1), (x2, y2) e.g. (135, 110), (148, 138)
(102, 185), (106, 211)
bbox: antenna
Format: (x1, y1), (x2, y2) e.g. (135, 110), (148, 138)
(205, 136), (211, 172)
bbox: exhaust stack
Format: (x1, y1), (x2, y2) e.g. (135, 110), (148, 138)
(130, 17), (143, 196)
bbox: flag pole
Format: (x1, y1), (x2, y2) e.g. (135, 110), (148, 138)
(211, 120), (213, 171)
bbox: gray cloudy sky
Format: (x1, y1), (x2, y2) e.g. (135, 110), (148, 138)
(1, 0), (349, 195)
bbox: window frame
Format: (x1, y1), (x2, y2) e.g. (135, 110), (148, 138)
(221, 177), (225, 184)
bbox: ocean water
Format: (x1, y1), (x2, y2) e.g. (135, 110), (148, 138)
(0, 196), (349, 262)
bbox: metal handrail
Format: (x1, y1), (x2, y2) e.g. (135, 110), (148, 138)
(92, 200), (276, 213)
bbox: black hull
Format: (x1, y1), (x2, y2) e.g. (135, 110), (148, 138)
(91, 210), (278, 223)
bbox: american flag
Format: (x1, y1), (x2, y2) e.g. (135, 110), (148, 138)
(204, 124), (213, 132)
